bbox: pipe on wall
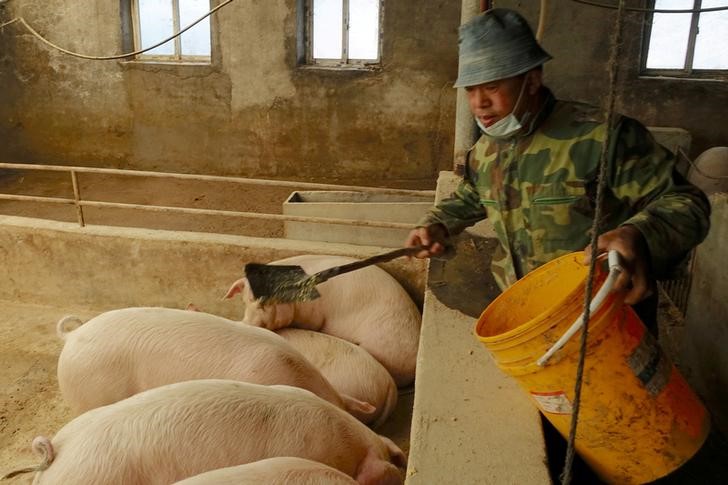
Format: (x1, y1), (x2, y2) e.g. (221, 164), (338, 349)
(536, 0), (548, 41)
(452, 1), (482, 173)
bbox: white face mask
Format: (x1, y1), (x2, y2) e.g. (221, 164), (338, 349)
(476, 77), (530, 140)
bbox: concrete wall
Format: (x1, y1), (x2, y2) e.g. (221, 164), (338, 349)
(0, 215), (427, 317)
(0, 1), (459, 181)
(683, 193), (728, 433)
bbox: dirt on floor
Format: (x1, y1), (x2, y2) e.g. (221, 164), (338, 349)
(0, 302), (97, 484)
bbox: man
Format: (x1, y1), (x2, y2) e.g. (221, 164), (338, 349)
(406, 8), (710, 324)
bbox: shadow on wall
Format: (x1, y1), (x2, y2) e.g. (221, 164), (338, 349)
(427, 233), (501, 319)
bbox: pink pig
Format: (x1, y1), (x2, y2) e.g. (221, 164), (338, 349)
(5, 380), (406, 485)
(173, 457), (358, 484)
(276, 328), (398, 428)
(56, 307), (375, 422)
(226, 255), (421, 387)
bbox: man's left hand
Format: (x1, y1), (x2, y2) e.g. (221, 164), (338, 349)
(583, 225), (654, 305)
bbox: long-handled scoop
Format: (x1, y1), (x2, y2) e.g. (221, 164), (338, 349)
(244, 245), (426, 304)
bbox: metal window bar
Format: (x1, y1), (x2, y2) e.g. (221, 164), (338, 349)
(131, 0), (143, 57)
(172, 0), (182, 60)
(342, 0), (350, 64)
(0, 162), (434, 230)
(683, 0), (702, 74)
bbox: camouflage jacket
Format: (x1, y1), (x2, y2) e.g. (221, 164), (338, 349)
(419, 89), (711, 290)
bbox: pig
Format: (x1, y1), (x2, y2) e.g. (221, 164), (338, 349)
(226, 255), (421, 387)
(276, 328), (398, 428)
(56, 307), (375, 422)
(6, 380), (406, 485)
(173, 457), (358, 484)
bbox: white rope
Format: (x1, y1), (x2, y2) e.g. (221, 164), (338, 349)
(678, 147), (728, 180)
(0, 0), (235, 60)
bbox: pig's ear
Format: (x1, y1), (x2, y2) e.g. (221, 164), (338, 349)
(223, 278), (248, 300)
(342, 395), (377, 423)
(355, 449), (403, 485)
(379, 435), (407, 469)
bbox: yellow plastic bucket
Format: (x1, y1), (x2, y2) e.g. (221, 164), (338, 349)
(474, 251), (710, 484)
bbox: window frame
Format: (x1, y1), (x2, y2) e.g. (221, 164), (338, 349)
(304, 0), (384, 69)
(641, 0), (728, 80)
(130, 0), (212, 63)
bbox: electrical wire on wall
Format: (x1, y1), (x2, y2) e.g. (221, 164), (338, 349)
(0, 0), (235, 60)
(572, 0), (728, 13)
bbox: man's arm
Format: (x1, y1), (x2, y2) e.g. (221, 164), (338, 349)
(406, 161), (488, 258)
(586, 117), (710, 304)
(419, 159), (489, 234)
(610, 118), (710, 273)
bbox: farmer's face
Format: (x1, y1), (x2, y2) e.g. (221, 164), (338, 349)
(466, 70), (541, 127)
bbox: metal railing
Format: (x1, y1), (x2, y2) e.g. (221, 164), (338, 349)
(0, 162), (435, 230)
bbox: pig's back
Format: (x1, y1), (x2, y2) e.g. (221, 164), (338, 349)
(38, 381), (371, 485)
(173, 457), (358, 484)
(58, 308), (319, 411)
(277, 329), (398, 427)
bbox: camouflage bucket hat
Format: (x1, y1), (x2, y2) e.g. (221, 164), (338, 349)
(454, 8), (552, 88)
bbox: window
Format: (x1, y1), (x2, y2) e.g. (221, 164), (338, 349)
(643, 0), (728, 78)
(132, 0), (211, 61)
(305, 0), (382, 67)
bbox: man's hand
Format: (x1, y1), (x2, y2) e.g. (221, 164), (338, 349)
(583, 225), (654, 305)
(405, 224), (449, 259)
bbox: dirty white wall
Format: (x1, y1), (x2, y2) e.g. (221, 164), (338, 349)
(683, 193), (728, 433)
(0, 0), (459, 181)
(2, 2), (727, 178)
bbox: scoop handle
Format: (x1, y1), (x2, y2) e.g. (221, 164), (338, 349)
(311, 246), (425, 284)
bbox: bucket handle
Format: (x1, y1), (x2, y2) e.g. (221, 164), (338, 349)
(535, 250), (623, 367)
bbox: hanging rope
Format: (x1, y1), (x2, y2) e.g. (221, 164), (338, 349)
(0, 0), (235, 60)
(560, 0), (626, 484)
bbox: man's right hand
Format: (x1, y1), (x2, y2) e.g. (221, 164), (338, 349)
(405, 224), (449, 258)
